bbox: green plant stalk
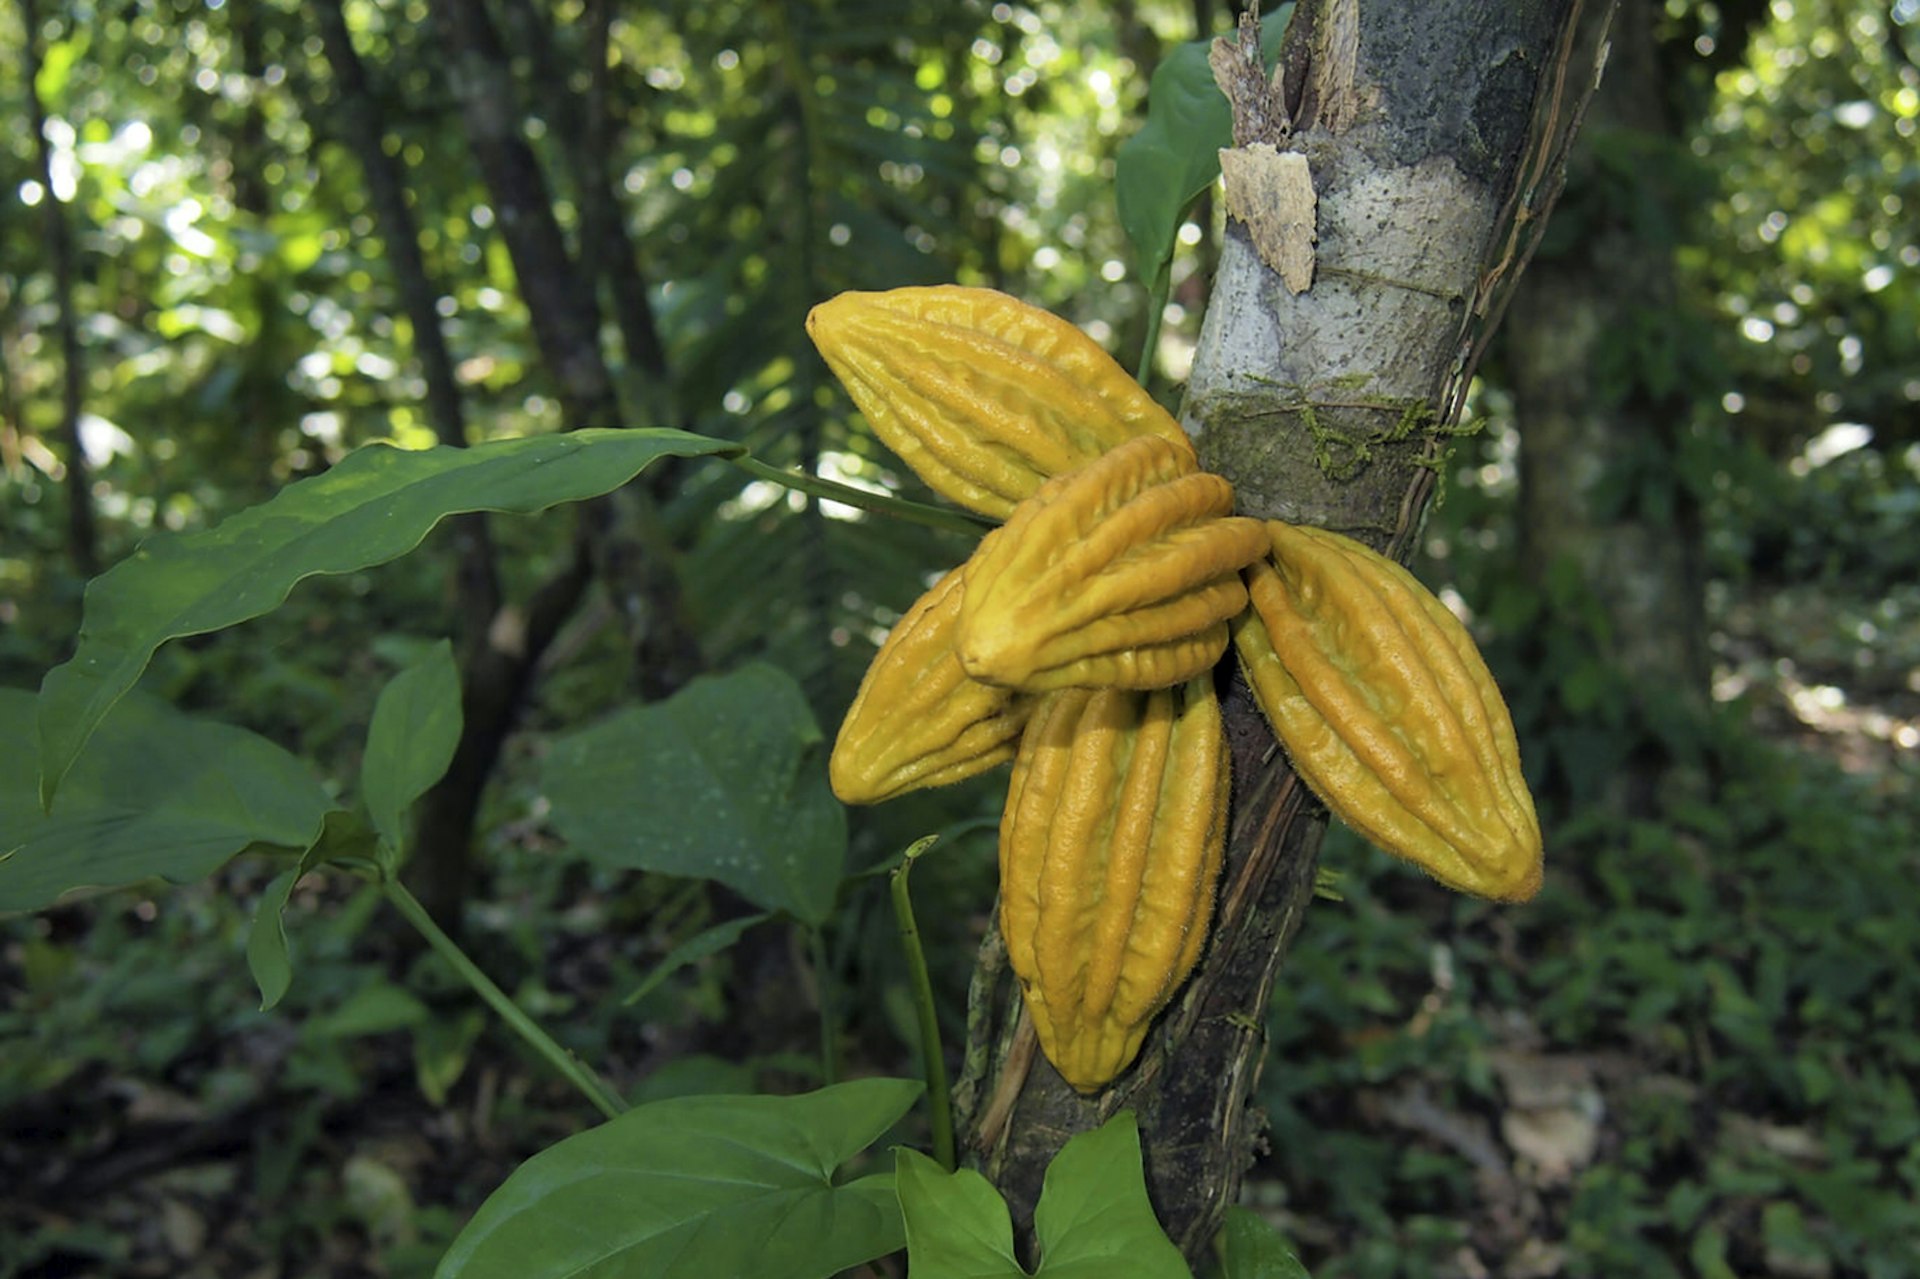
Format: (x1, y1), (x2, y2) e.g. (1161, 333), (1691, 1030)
(810, 925), (840, 1086)
(730, 456), (993, 536)
(1135, 266), (1171, 386)
(382, 878), (627, 1122)
(890, 836), (955, 1170)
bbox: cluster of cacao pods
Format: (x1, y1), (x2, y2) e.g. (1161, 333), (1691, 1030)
(810, 286), (1541, 1092)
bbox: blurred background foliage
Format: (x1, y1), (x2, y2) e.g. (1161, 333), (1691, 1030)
(1, 0), (1916, 1276)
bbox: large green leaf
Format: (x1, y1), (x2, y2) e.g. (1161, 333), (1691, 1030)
(1217, 1207), (1313, 1279)
(362, 639), (463, 854)
(895, 1149), (1025, 1278)
(0, 688), (334, 912)
(436, 1077), (922, 1279)
(896, 1112), (1191, 1278)
(542, 663), (846, 926)
(37, 428), (739, 807)
(1115, 9), (1294, 292)
(1029, 1112), (1191, 1276)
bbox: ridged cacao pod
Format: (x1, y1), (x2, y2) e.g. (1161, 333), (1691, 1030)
(999, 676), (1228, 1091)
(956, 434), (1268, 692)
(806, 286), (1194, 519)
(830, 566), (1032, 805)
(1233, 523), (1543, 901)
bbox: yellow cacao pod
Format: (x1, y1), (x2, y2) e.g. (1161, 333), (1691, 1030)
(956, 434), (1268, 692)
(806, 286), (1194, 519)
(999, 676), (1228, 1091)
(1233, 523), (1542, 901)
(830, 567), (1032, 805)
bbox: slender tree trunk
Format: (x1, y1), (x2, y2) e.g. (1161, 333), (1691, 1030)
(432, 0), (621, 431)
(0, 303), (26, 481)
(958, 0), (1602, 1261)
(223, 2), (300, 486)
(1507, 0), (1710, 815)
(312, 0), (503, 645)
(21, 0), (97, 579)
(493, 0), (673, 404)
(398, 0), (706, 924)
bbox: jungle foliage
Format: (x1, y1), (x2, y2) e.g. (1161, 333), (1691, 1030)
(2, 1), (1917, 1276)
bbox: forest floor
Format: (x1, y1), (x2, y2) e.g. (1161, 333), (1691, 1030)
(3, 574), (1917, 1279)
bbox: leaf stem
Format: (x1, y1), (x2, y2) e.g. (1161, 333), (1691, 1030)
(891, 835), (955, 1171)
(1136, 267), (1171, 387)
(382, 878), (626, 1122)
(810, 924), (841, 1086)
(729, 456), (993, 537)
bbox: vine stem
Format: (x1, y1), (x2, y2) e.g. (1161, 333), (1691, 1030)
(890, 835), (955, 1170)
(729, 456), (992, 537)
(382, 877), (627, 1122)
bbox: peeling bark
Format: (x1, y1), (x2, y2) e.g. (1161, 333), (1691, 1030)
(960, 0), (1602, 1261)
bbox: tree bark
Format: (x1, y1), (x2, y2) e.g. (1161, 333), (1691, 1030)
(958, 0), (1602, 1261)
(21, 0), (98, 580)
(1506, 0), (1710, 815)
(492, 0), (673, 403)
(312, 0), (503, 641)
(399, 0), (707, 925)
(431, 0), (622, 432)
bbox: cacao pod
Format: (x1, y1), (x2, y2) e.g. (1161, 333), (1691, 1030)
(999, 676), (1228, 1091)
(830, 566), (1031, 805)
(956, 434), (1268, 691)
(1233, 523), (1543, 901)
(806, 286), (1194, 519)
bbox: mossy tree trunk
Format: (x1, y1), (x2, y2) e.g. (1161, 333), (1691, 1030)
(956, 0), (1606, 1262)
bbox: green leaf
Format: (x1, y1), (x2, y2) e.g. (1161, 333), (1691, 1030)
(306, 983), (432, 1040)
(896, 1113), (1190, 1278)
(37, 427), (739, 807)
(895, 1148), (1025, 1278)
(1031, 1113), (1191, 1278)
(413, 1009), (487, 1106)
(362, 639), (463, 854)
(246, 867), (302, 1012)
(436, 1077), (922, 1279)
(243, 809), (379, 1010)
(1115, 10), (1293, 289)
(1218, 1207), (1311, 1279)
(543, 663), (846, 926)
(623, 912), (773, 1006)
(0, 688), (333, 913)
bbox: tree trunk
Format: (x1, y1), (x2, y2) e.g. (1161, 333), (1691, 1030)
(957, 0), (1602, 1262)
(492, 0), (674, 408)
(312, 0), (503, 657)
(1506, 0), (1710, 816)
(395, 0), (707, 927)
(21, 0), (97, 580)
